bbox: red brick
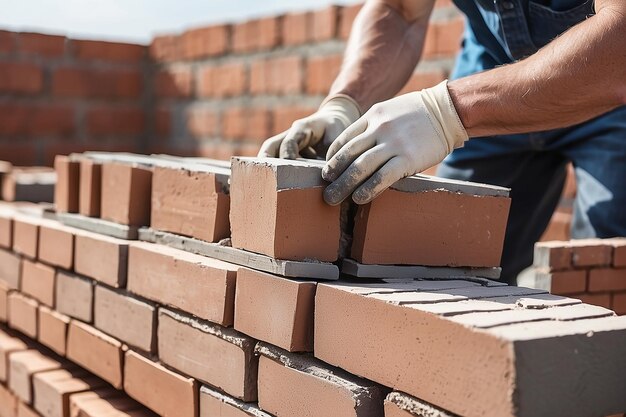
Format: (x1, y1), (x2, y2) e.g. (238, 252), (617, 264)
(230, 158), (341, 262)
(155, 67), (193, 98)
(282, 12), (311, 46)
(149, 34), (181, 62)
(154, 106), (171, 139)
(67, 321), (124, 388)
(21, 259), (55, 307)
(612, 292), (626, 315)
(0, 283), (8, 323)
(250, 56), (302, 95)
(37, 306), (70, 356)
(306, 54), (342, 95)
(95, 285), (156, 352)
(570, 239), (613, 267)
(562, 163), (577, 200)
(54, 155), (80, 214)
(222, 107), (271, 140)
(70, 390), (158, 417)
(101, 162), (152, 226)
(18, 32), (65, 57)
(0, 103), (74, 137)
(55, 271), (93, 322)
(588, 268), (626, 292)
(0, 62), (43, 94)
(124, 350), (197, 417)
(421, 23), (438, 59)
(257, 342), (385, 417)
(610, 238), (626, 267)
(540, 209), (572, 242)
(38, 221), (75, 269)
(534, 241), (573, 270)
(339, 4), (363, 40)
(311, 6), (339, 41)
(33, 368), (105, 417)
(434, 18), (464, 56)
(0, 383), (18, 417)
(74, 39), (145, 62)
(234, 142), (261, 157)
(181, 25), (229, 59)
(151, 165), (230, 242)
(398, 70), (447, 95)
(351, 187), (510, 267)
(0, 248), (21, 289)
(0, 30), (15, 54)
(127, 241), (238, 324)
(86, 106), (145, 136)
(545, 269), (588, 295)
(234, 268), (315, 352)
(575, 292), (612, 309)
(200, 386), (272, 417)
(18, 402), (41, 417)
(232, 17), (280, 53)
(258, 16), (281, 50)
(52, 67), (142, 99)
(186, 107), (218, 138)
(198, 62), (247, 98)
(0, 214), (11, 249)
(158, 308), (257, 400)
(74, 231), (129, 288)
(0, 329), (28, 382)
(79, 159), (102, 217)
(271, 106), (317, 135)
(9, 349), (62, 404)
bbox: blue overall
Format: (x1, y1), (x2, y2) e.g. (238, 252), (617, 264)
(436, 0), (626, 283)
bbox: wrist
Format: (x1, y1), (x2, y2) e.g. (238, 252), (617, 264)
(420, 80), (469, 151)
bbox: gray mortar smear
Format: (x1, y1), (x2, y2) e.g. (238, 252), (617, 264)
(386, 391), (458, 417)
(200, 386), (272, 417)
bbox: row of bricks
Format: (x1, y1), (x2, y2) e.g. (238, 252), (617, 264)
(536, 267), (626, 296)
(150, 1), (457, 62)
(534, 239), (626, 270)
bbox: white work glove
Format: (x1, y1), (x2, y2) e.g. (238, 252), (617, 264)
(258, 95), (361, 159)
(321, 80), (469, 205)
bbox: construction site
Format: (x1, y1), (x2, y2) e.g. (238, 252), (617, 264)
(0, 1), (625, 416)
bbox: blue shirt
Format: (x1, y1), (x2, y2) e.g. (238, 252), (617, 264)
(452, 0), (595, 77)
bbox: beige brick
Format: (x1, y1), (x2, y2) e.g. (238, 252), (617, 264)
(55, 271), (94, 322)
(8, 293), (38, 338)
(0, 329), (28, 382)
(38, 221), (75, 269)
(0, 282), (8, 322)
(70, 389), (157, 417)
(34, 368), (105, 417)
(21, 259), (55, 307)
(9, 349), (62, 404)
(74, 231), (128, 288)
(0, 383), (18, 417)
(12, 217), (39, 259)
(0, 247), (22, 289)
(38, 306), (70, 356)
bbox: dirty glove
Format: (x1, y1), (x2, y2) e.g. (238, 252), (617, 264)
(257, 95), (361, 159)
(321, 80), (469, 205)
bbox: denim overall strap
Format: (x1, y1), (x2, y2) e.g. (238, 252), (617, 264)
(494, 0), (537, 59)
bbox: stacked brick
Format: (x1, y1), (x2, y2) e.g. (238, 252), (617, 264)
(533, 239), (626, 314)
(0, 152), (625, 417)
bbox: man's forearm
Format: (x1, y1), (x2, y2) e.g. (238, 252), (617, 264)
(449, 1), (626, 137)
(329, 0), (435, 112)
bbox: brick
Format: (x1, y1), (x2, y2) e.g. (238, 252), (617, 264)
(576, 292), (612, 309)
(19, 33), (65, 57)
(570, 239), (613, 267)
(151, 165), (230, 242)
(8, 293), (38, 338)
(12, 217), (39, 258)
(95, 286), (155, 352)
(234, 268), (316, 352)
(222, 107), (271, 140)
(282, 12), (311, 46)
(0, 62), (43, 94)
(38, 306), (70, 356)
(256, 342), (385, 417)
(0, 383), (18, 417)
(79, 159), (102, 217)
(70, 390), (157, 417)
(613, 292), (626, 315)
(158, 308), (257, 400)
(311, 6), (339, 41)
(101, 162), (152, 226)
(230, 157), (341, 262)
(0, 329), (28, 382)
(124, 351), (197, 417)
(73, 39), (145, 62)
(34, 368), (105, 417)
(155, 106), (171, 138)
(0, 283), (8, 322)
(306, 54), (342, 95)
(38, 221), (75, 269)
(198, 62), (247, 98)
(186, 107), (218, 138)
(1, 167), (55, 203)
(250, 56), (302, 95)
(0, 248), (21, 289)
(154, 67), (193, 98)
(540, 209), (572, 242)
(86, 106), (145, 136)
(127, 241), (238, 324)
(181, 25), (229, 59)
(52, 67), (142, 99)
(339, 4), (363, 40)
(534, 241), (573, 271)
(232, 17), (280, 53)
(0, 30), (15, 54)
(434, 18), (464, 56)
(21, 259), (55, 307)
(9, 349), (62, 404)
(149, 34), (181, 62)
(534, 269), (587, 295)
(351, 179), (511, 267)
(271, 106), (316, 135)
(200, 385), (272, 417)
(17, 403), (40, 417)
(0, 213), (11, 249)
(398, 70), (447, 95)
(55, 271), (93, 322)
(589, 268), (626, 292)
(610, 238), (626, 267)
(384, 391), (455, 417)
(54, 155), (80, 213)
(74, 231), (129, 288)
(0, 103), (74, 137)
(315, 282), (626, 417)
(67, 321), (124, 389)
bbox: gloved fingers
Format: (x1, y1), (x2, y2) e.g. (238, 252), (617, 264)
(324, 117), (368, 162)
(323, 144), (393, 206)
(322, 129), (376, 183)
(352, 156), (409, 204)
(279, 125), (313, 159)
(257, 132), (287, 157)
